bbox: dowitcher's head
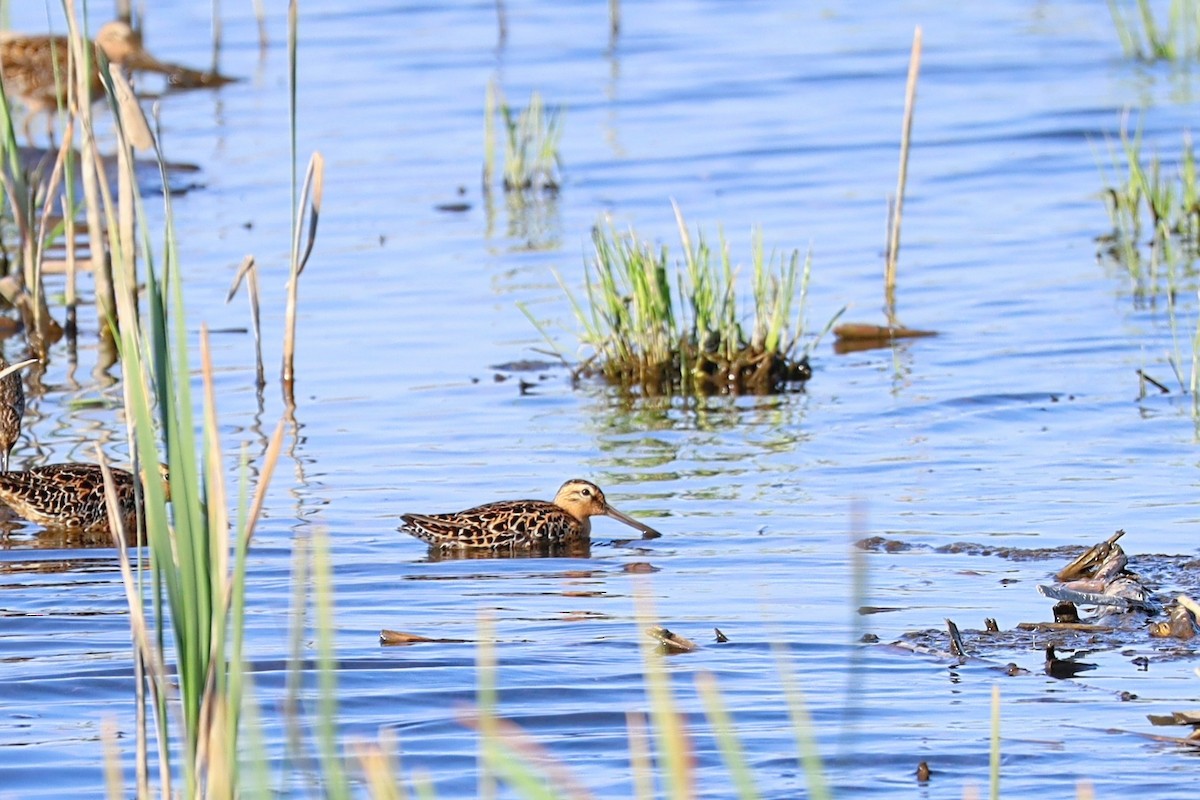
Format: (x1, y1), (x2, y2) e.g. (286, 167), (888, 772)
(139, 461), (171, 501)
(553, 479), (661, 538)
(95, 21), (143, 63)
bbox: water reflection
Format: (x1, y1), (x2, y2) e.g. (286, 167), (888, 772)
(0, 517), (117, 550)
(484, 188), (562, 252)
(422, 538), (592, 562)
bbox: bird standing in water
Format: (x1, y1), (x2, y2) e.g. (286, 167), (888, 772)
(400, 479), (661, 551)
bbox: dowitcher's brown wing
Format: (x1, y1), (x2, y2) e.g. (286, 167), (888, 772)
(401, 499), (584, 550)
(0, 464), (134, 532)
(0, 361), (24, 472)
(0, 34), (76, 110)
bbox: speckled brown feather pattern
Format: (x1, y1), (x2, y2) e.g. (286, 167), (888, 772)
(0, 463), (156, 534)
(0, 21), (233, 140)
(0, 356), (24, 473)
(0, 22), (140, 114)
(400, 479), (661, 551)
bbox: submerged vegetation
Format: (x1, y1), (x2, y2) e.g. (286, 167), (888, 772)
(483, 80), (563, 196)
(1099, 121), (1200, 296)
(1108, 0), (1200, 60)
(553, 204), (827, 396)
(1098, 120), (1200, 420)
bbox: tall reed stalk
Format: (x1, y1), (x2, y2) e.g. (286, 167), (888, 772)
(884, 26), (921, 327)
(56, 19), (290, 796)
(282, 0), (326, 405)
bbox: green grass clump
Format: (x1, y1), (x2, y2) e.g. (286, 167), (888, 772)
(559, 204), (819, 396)
(484, 80), (563, 195)
(1109, 0), (1200, 60)
(1099, 123), (1200, 297)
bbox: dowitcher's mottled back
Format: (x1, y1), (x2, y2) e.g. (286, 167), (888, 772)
(0, 21), (234, 141)
(0, 462), (169, 534)
(0, 356), (25, 473)
(0, 23), (140, 120)
(400, 478), (661, 551)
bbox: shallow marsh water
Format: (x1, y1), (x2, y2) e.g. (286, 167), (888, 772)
(2, 1), (1200, 797)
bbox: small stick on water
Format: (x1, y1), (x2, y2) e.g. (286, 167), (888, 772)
(210, 0), (224, 77)
(946, 618), (966, 658)
(1137, 368), (1170, 394)
(495, 0), (508, 49)
(885, 26), (922, 327)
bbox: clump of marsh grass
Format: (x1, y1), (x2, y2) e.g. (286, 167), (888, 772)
(1109, 0), (1200, 61)
(553, 203), (827, 396)
(1098, 120), (1200, 298)
(483, 79), (562, 196)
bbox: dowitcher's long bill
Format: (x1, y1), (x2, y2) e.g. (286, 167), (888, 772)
(400, 478), (661, 551)
(0, 462), (169, 535)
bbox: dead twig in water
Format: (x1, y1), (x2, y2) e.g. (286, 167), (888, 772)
(227, 256), (264, 389)
(379, 629), (472, 646)
(885, 26), (921, 325)
(1137, 368), (1170, 394)
(282, 152), (324, 405)
(945, 618), (966, 658)
(836, 28), (934, 351)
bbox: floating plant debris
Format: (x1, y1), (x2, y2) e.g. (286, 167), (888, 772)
(646, 625), (698, 653)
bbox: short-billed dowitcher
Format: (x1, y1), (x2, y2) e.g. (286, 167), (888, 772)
(0, 21), (232, 141)
(0, 462), (169, 534)
(0, 356), (25, 473)
(400, 478), (661, 551)
(1, 22), (141, 137)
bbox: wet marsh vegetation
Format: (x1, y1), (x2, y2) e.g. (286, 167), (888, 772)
(550, 206), (820, 396)
(4, 1), (1200, 799)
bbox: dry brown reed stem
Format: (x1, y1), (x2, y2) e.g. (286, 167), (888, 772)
(198, 327), (288, 793)
(228, 255), (265, 388)
(633, 582), (695, 800)
(99, 447), (174, 800)
(60, 188), (78, 337)
(281, 151), (324, 404)
(28, 130), (77, 346)
(197, 326), (232, 797)
(109, 68), (154, 318)
(253, 0), (270, 50)
(626, 710), (654, 800)
(210, 0), (224, 76)
(458, 712), (598, 799)
(885, 25), (921, 327)
(101, 719), (124, 799)
(495, 0), (508, 48)
(64, 7), (117, 338)
(354, 733), (407, 800)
